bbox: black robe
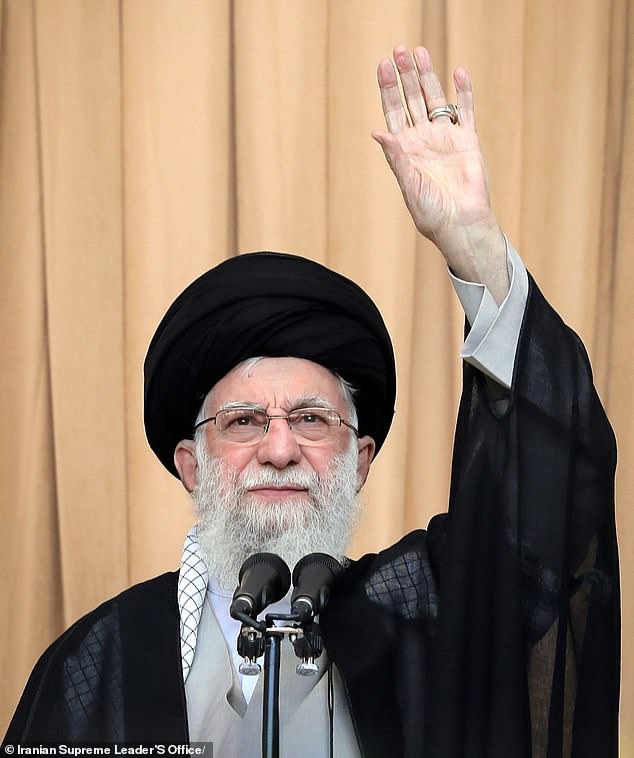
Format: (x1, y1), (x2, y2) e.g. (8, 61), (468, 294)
(4, 279), (620, 756)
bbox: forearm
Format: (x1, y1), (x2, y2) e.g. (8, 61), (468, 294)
(434, 214), (509, 306)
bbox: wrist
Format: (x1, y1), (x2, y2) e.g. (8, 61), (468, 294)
(431, 217), (510, 305)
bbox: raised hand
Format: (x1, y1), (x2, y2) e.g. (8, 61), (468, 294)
(373, 46), (509, 302)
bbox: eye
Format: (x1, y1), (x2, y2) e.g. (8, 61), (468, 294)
(232, 415), (255, 426)
(218, 408), (264, 431)
(293, 409), (330, 425)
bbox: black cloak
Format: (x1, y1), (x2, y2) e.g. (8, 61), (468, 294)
(4, 277), (620, 757)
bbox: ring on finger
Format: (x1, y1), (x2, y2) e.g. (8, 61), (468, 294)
(428, 103), (459, 124)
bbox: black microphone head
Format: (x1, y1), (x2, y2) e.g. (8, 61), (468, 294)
(230, 553), (291, 620)
(291, 553), (343, 622)
(238, 552), (290, 584)
(291, 553), (343, 586)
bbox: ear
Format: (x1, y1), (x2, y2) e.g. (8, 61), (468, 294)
(355, 435), (376, 491)
(174, 439), (198, 493)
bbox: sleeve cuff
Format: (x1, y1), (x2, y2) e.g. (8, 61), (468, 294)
(449, 238), (529, 389)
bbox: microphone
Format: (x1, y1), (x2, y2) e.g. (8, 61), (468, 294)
(230, 553), (291, 620)
(291, 553), (344, 623)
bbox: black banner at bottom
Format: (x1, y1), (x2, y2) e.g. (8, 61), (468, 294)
(2, 744), (212, 757)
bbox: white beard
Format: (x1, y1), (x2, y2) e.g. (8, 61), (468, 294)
(191, 437), (361, 591)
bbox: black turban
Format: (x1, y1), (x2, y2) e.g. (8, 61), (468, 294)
(144, 252), (396, 477)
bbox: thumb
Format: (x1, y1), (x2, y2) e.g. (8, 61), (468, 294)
(372, 130), (408, 182)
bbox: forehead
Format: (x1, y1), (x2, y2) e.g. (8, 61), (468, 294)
(207, 357), (346, 410)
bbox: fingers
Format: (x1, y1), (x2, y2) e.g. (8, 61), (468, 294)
(376, 45), (434, 134)
(453, 66), (476, 128)
(393, 46), (428, 125)
(376, 45), (475, 131)
(377, 58), (409, 134)
(413, 46), (449, 118)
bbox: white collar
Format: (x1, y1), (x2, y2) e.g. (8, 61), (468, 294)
(177, 526), (209, 682)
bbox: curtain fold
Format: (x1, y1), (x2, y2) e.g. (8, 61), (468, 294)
(1, 0), (631, 747)
(0, 0), (64, 724)
(120, 0), (234, 584)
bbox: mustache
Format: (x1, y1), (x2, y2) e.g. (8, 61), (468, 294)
(236, 468), (319, 491)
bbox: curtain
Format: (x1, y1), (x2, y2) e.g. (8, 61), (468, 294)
(1, 0), (632, 749)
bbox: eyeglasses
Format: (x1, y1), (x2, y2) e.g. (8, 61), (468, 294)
(193, 406), (359, 446)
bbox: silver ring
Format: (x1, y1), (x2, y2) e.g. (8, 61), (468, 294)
(428, 103), (459, 124)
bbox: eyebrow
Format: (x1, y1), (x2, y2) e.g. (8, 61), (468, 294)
(290, 396), (336, 410)
(217, 396), (336, 413)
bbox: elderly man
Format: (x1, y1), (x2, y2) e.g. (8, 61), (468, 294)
(4, 47), (619, 757)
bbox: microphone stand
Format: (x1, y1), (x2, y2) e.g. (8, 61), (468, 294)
(235, 610), (303, 758)
(232, 552), (340, 756)
(262, 629), (282, 757)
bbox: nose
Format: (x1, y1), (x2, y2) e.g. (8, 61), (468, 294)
(255, 417), (302, 468)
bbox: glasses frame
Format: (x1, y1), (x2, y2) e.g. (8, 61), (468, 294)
(193, 405), (359, 445)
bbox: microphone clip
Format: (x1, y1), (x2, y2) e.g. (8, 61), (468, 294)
(237, 624), (265, 675)
(289, 620), (323, 676)
(237, 615), (324, 678)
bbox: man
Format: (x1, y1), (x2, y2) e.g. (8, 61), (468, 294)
(4, 46), (619, 757)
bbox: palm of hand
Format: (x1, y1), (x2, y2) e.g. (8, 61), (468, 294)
(393, 122), (491, 240)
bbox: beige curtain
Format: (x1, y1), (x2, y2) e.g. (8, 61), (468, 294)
(1, 0), (632, 748)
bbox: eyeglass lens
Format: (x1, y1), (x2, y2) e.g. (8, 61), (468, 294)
(215, 407), (342, 443)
